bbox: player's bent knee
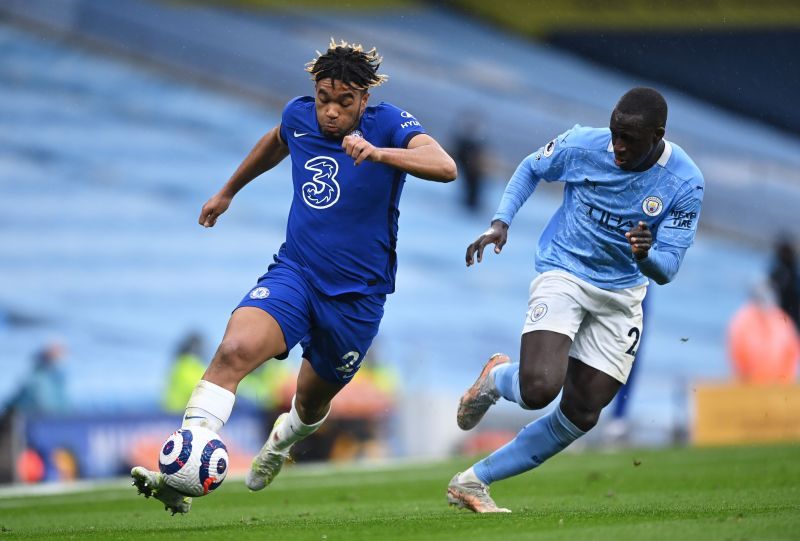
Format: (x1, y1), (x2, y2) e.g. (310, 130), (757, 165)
(561, 403), (601, 432)
(212, 339), (261, 377)
(518, 379), (560, 410)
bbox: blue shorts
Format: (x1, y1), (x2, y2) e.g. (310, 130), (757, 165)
(236, 260), (386, 385)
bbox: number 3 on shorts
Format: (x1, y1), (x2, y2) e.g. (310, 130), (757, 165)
(336, 351), (361, 376)
(626, 327), (640, 356)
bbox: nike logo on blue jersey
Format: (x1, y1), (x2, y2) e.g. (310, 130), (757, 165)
(293, 130), (308, 137)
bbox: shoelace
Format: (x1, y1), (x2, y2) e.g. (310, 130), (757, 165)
(254, 451), (287, 477)
(462, 481), (499, 506)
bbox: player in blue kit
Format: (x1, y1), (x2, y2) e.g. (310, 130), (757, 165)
(131, 40), (456, 514)
(447, 87), (704, 513)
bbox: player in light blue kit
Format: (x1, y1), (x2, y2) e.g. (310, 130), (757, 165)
(131, 40), (456, 514)
(447, 87), (704, 513)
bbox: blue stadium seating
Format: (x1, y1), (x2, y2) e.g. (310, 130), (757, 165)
(0, 9), (789, 440)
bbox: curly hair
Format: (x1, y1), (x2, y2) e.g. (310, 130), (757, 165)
(306, 38), (388, 90)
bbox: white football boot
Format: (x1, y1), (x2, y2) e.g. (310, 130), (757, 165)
(131, 466), (192, 515)
(245, 412), (291, 491)
(447, 473), (511, 513)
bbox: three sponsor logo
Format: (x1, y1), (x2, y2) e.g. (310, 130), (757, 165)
(302, 156), (341, 209)
(296, 110), (421, 211)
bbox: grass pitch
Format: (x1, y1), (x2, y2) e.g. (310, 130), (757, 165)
(1, 444), (798, 540)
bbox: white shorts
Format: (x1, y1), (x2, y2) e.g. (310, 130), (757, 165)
(521, 270), (647, 383)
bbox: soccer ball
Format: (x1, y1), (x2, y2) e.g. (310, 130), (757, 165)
(158, 426), (229, 497)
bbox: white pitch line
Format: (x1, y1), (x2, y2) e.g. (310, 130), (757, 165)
(0, 456), (450, 501)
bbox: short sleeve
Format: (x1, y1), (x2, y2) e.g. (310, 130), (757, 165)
(378, 103), (426, 148)
(279, 97), (304, 143)
(657, 180), (704, 248)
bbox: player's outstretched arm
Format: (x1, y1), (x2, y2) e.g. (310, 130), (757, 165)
(199, 125), (289, 227)
(464, 154), (541, 267)
(466, 220), (508, 267)
(341, 133), (456, 182)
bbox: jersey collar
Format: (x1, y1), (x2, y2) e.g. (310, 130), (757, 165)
(606, 139), (673, 167)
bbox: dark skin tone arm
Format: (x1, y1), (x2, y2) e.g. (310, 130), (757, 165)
(198, 126), (289, 227)
(467, 108), (662, 264)
(465, 219), (509, 266)
(200, 117), (456, 229)
(466, 220), (652, 265)
(317, 79), (456, 182)
(341, 132), (457, 182)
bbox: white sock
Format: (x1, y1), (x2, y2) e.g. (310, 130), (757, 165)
(269, 395), (329, 452)
(458, 467), (483, 485)
(181, 380), (235, 433)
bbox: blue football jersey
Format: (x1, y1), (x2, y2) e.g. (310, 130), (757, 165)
(499, 126), (704, 289)
(276, 96), (425, 296)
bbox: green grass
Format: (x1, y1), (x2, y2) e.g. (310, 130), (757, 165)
(1, 445), (799, 540)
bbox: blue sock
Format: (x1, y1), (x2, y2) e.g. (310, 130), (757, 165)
(473, 405), (586, 485)
(492, 362), (532, 409)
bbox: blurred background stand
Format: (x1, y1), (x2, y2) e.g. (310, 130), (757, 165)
(1, 0), (800, 483)
(692, 281), (800, 446)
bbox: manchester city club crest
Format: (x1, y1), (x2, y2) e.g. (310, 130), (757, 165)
(529, 303), (548, 322)
(249, 287), (270, 300)
(642, 196), (663, 217)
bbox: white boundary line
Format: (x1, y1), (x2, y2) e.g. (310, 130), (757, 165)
(0, 456), (449, 500)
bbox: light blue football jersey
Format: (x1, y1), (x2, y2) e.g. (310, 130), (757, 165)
(495, 126), (704, 289)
